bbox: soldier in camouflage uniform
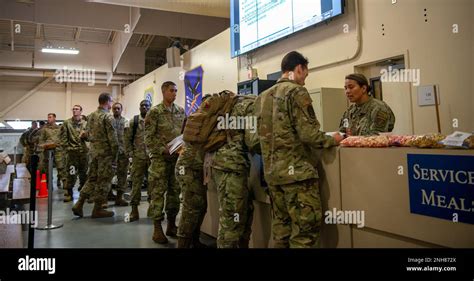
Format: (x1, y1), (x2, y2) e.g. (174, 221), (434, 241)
(145, 81), (185, 244)
(176, 141), (208, 248)
(125, 100), (151, 221)
(255, 51), (343, 248)
(72, 93), (118, 219)
(19, 121), (38, 169)
(209, 94), (259, 248)
(339, 73), (396, 136)
(60, 105), (88, 202)
(39, 113), (67, 190)
(110, 102), (129, 206)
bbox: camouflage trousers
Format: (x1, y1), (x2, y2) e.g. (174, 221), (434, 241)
(39, 148), (67, 188)
(148, 156), (180, 221)
(130, 156), (150, 206)
(211, 167), (254, 248)
(65, 149), (88, 192)
(22, 148), (30, 168)
(268, 178), (322, 248)
(79, 154), (114, 204)
(110, 152), (129, 193)
(176, 167), (207, 239)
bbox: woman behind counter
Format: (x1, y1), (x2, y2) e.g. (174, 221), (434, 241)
(339, 73), (396, 136)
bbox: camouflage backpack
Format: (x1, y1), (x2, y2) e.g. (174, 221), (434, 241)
(183, 90), (238, 152)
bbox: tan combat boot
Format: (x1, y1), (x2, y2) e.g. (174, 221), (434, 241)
(177, 237), (192, 248)
(115, 191), (128, 206)
(152, 220), (168, 244)
(129, 205), (139, 222)
(165, 215), (177, 237)
(91, 200), (114, 218)
(72, 195), (86, 217)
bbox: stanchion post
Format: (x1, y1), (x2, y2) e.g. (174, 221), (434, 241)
(36, 149), (63, 230)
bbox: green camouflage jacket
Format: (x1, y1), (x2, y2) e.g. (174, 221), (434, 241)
(339, 96), (395, 136)
(60, 117), (88, 152)
(125, 114), (148, 160)
(254, 78), (336, 186)
(144, 102), (185, 159)
(211, 95), (260, 172)
(112, 115), (129, 154)
(86, 107), (118, 157)
(39, 123), (61, 151)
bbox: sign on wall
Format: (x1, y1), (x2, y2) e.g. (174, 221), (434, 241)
(144, 86), (154, 105)
(184, 66), (203, 116)
(407, 154), (474, 225)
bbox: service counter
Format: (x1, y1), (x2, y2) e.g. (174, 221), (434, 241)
(201, 147), (474, 248)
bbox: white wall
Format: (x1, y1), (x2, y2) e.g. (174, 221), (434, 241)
(0, 77), (113, 121)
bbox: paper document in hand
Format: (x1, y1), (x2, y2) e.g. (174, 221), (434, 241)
(168, 134), (184, 154)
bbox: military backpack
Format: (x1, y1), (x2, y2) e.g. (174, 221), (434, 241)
(183, 90), (238, 152)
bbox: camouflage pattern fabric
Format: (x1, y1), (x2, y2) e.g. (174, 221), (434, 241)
(339, 96), (396, 136)
(176, 142), (207, 239)
(125, 115), (150, 206)
(269, 178), (322, 248)
(61, 117), (89, 191)
(145, 102), (185, 221)
(254, 78), (336, 186)
(112, 116), (129, 192)
(255, 78), (337, 248)
(79, 108), (118, 203)
(210, 96), (258, 248)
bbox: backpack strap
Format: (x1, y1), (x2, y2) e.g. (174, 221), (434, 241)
(131, 115), (139, 146)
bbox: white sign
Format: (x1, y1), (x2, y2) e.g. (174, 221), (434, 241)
(417, 85), (440, 106)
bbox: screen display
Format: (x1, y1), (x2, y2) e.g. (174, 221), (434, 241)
(230, 0), (344, 57)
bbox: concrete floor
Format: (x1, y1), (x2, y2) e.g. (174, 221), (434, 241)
(28, 173), (216, 248)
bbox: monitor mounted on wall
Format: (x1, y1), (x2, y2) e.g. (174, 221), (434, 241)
(230, 0), (345, 58)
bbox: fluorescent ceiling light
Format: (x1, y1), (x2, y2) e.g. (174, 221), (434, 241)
(6, 121), (31, 130)
(41, 48), (79, 55)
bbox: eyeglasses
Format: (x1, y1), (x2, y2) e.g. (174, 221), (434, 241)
(72, 108), (81, 111)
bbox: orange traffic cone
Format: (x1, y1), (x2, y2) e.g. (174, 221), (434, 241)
(36, 170), (41, 190)
(37, 173), (48, 198)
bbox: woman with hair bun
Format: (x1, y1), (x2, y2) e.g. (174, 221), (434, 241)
(339, 73), (395, 136)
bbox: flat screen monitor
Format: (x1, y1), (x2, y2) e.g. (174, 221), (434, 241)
(230, 0), (345, 58)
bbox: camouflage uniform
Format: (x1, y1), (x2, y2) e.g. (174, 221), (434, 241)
(144, 102), (185, 222)
(176, 142), (206, 240)
(339, 96), (396, 136)
(39, 123), (66, 187)
(111, 116), (130, 193)
(78, 108), (118, 204)
(255, 78), (337, 248)
(60, 117), (88, 194)
(125, 114), (150, 206)
(209, 95), (259, 248)
(20, 127), (40, 168)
